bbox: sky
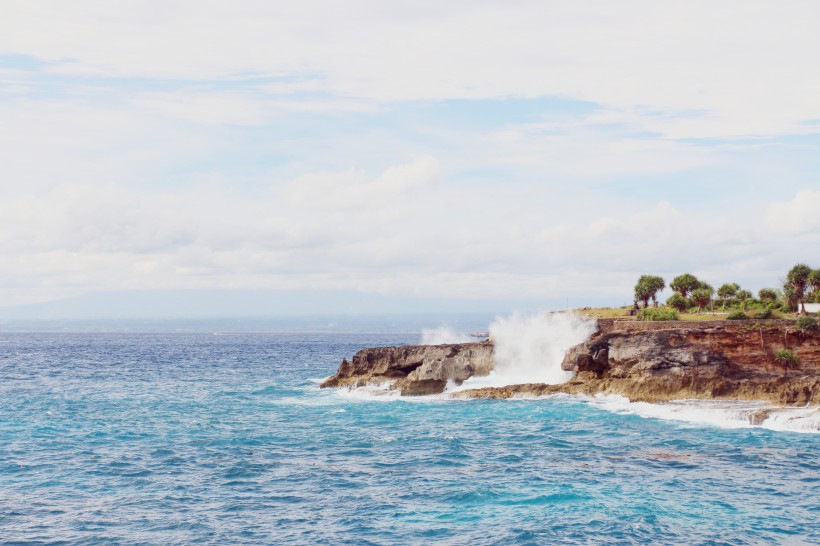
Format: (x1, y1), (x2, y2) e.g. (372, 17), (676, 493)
(1, 1), (819, 317)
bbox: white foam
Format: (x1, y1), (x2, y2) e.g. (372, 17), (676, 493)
(420, 326), (473, 345)
(590, 394), (820, 434)
(447, 311), (596, 392)
(334, 381), (399, 400)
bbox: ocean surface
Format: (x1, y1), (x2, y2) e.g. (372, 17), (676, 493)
(0, 332), (818, 545)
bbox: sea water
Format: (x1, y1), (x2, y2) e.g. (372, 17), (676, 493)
(0, 332), (817, 545)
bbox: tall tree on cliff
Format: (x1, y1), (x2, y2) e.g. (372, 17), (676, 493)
(717, 283), (739, 310)
(758, 288), (778, 304)
(691, 286), (714, 312)
(787, 263), (812, 314)
(808, 268), (820, 303)
(670, 273), (700, 298)
(634, 275), (666, 308)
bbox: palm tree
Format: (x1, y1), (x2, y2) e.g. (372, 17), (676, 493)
(634, 275), (665, 308)
(691, 287), (713, 312)
(717, 283), (739, 310)
(787, 264), (812, 314)
(670, 273), (700, 298)
(758, 288), (778, 304)
(808, 269), (820, 303)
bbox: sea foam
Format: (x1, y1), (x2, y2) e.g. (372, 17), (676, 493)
(447, 311), (596, 392)
(589, 394), (820, 434)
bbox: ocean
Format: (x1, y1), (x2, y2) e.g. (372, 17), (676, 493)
(0, 331), (817, 545)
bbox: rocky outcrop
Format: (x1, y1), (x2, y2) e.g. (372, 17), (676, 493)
(320, 341), (493, 395)
(322, 318), (820, 405)
(464, 319), (820, 405)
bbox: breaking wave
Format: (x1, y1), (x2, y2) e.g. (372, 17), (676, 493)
(448, 311), (596, 392)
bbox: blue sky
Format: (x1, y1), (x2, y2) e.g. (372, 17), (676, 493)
(0, 2), (818, 316)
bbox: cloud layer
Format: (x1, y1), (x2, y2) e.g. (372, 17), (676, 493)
(1, 2), (818, 310)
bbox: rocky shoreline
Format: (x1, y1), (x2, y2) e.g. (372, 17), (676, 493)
(321, 318), (820, 406)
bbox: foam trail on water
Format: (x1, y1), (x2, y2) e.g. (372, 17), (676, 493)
(590, 395), (820, 434)
(448, 311), (596, 392)
(420, 326), (473, 345)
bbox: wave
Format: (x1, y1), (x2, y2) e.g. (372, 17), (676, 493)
(589, 394), (820, 434)
(446, 311), (596, 392)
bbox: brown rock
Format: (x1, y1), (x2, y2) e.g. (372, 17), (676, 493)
(322, 318), (820, 406)
(320, 341), (493, 395)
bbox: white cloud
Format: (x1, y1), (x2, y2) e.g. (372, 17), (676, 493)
(133, 92), (271, 126)
(766, 189), (820, 236)
(0, 3), (817, 311)
(285, 155), (440, 210)
(3, 1), (820, 137)
(488, 120), (712, 176)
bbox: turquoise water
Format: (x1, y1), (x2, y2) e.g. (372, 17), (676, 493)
(0, 333), (817, 545)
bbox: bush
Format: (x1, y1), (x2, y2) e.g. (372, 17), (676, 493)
(774, 349), (798, 369)
(727, 310), (747, 320)
(636, 307), (680, 321)
(755, 307), (773, 319)
(796, 316), (818, 332)
(758, 288), (778, 303)
(666, 293), (688, 312)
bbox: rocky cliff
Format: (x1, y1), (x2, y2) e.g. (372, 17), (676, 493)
(321, 318), (820, 405)
(320, 341), (493, 395)
(464, 319), (820, 405)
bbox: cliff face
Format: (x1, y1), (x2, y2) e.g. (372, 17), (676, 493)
(465, 319), (820, 405)
(320, 341), (493, 395)
(322, 319), (820, 405)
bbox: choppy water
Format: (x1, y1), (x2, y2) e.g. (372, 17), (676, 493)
(0, 333), (818, 545)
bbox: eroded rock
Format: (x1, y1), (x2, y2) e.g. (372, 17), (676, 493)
(320, 341), (493, 395)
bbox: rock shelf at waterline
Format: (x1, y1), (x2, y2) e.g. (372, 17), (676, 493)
(321, 317), (820, 405)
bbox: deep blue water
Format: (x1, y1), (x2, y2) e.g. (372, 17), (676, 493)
(0, 333), (817, 545)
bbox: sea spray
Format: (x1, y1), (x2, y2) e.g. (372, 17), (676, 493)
(420, 326), (473, 345)
(448, 311), (597, 391)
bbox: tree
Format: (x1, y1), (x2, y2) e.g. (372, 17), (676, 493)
(787, 263), (812, 314)
(758, 288), (778, 304)
(735, 289), (753, 309)
(717, 283), (739, 310)
(691, 287), (714, 312)
(667, 293), (688, 312)
(670, 273), (700, 298)
(808, 269), (820, 302)
(634, 275), (665, 308)
(782, 283), (798, 312)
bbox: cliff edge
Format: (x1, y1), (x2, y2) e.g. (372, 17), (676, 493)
(320, 341), (493, 395)
(465, 319), (819, 405)
(321, 318), (820, 405)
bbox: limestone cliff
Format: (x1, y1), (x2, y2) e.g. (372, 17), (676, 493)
(320, 341), (493, 395)
(321, 319), (820, 405)
(465, 319), (820, 405)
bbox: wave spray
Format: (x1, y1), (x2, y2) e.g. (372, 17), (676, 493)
(449, 311), (597, 391)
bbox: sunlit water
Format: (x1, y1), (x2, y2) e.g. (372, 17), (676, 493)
(0, 333), (817, 545)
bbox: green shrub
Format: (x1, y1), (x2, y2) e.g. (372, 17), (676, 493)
(726, 310), (747, 320)
(636, 307), (680, 321)
(755, 307), (772, 319)
(666, 293), (688, 312)
(758, 288), (778, 304)
(774, 349), (798, 369)
(796, 316), (818, 332)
